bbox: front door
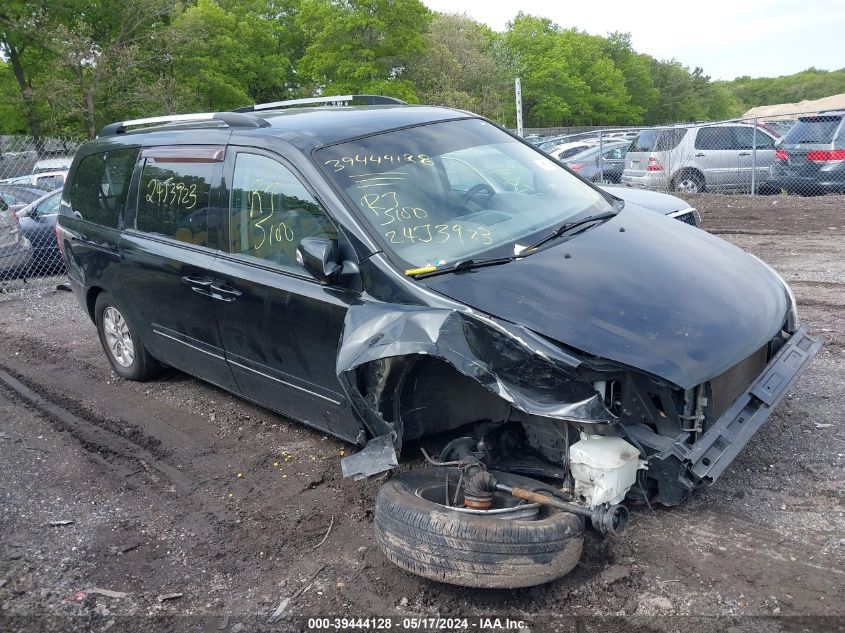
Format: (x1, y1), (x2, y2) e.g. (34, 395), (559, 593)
(210, 148), (362, 442)
(118, 145), (238, 391)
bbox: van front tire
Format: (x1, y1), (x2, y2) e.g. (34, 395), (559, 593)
(95, 293), (161, 381)
(375, 468), (584, 588)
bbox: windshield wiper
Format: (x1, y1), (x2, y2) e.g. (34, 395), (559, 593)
(522, 210), (618, 253)
(410, 256), (514, 279)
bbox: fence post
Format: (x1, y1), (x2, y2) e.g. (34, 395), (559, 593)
(751, 117), (758, 196)
(598, 129), (604, 182)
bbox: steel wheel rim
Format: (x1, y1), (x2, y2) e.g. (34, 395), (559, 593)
(414, 482), (540, 520)
(102, 307), (135, 368)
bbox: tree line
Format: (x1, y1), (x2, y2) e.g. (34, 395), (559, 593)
(1, 0), (841, 140)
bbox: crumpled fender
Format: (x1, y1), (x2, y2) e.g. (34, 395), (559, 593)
(336, 302), (614, 455)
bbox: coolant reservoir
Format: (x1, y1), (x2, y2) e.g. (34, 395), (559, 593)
(569, 434), (645, 507)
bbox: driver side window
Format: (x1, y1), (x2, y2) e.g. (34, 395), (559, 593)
(229, 153), (337, 271)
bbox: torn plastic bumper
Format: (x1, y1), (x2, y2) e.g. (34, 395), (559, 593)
(337, 303), (614, 476)
(340, 433), (399, 480)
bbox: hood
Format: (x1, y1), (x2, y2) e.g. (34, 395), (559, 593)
(600, 185), (690, 215)
(420, 205), (788, 389)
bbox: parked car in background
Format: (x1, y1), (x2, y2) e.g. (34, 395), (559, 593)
(32, 156), (73, 173)
(767, 111), (845, 195)
(761, 119), (796, 138)
(0, 196), (32, 278)
(0, 185), (49, 214)
(601, 185), (699, 226)
(622, 123), (778, 193)
(17, 189), (64, 274)
(548, 141), (594, 160)
(1, 169), (67, 191)
(564, 141), (629, 183)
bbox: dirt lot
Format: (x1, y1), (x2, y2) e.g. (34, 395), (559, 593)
(0, 193), (843, 632)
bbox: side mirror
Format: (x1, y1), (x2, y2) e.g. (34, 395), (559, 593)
(296, 237), (342, 283)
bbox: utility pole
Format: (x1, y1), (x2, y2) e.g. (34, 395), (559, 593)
(515, 78), (523, 137)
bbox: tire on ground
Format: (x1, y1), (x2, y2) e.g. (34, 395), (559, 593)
(374, 468), (584, 588)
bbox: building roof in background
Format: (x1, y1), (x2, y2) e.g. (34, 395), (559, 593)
(743, 93), (845, 119)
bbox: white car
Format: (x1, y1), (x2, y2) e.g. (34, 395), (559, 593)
(548, 141), (594, 160)
(33, 157), (73, 173)
(3, 170), (67, 191)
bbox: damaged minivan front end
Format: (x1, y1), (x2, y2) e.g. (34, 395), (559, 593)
(314, 114), (822, 588)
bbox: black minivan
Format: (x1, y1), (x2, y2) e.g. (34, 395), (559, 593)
(58, 96), (821, 589)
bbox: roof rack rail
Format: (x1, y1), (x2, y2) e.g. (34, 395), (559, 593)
(97, 112), (269, 137)
(233, 94), (406, 113)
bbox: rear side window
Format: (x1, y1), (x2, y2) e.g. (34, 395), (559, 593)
(136, 146), (223, 246)
(67, 148), (139, 228)
(733, 127), (774, 149)
(783, 115), (842, 144)
(629, 129), (685, 152)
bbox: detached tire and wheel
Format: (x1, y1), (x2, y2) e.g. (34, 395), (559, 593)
(375, 468), (584, 588)
(95, 292), (161, 381)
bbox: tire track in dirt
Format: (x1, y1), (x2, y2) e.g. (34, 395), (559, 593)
(0, 367), (191, 493)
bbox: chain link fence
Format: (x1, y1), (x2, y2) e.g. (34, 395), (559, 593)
(0, 135), (81, 293)
(528, 108), (845, 196)
(2, 108), (843, 289)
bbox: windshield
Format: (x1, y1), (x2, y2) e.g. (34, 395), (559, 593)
(783, 115), (842, 144)
(317, 118), (612, 268)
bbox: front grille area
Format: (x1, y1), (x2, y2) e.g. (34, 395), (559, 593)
(674, 211), (697, 226)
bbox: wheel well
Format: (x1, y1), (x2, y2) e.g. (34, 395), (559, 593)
(85, 286), (104, 323)
(392, 356), (511, 442)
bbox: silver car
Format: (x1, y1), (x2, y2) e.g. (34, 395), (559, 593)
(622, 123), (778, 193)
(0, 198), (33, 277)
(563, 141), (629, 183)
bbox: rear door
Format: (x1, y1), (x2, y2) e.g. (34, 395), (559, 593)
(118, 145), (238, 391)
(209, 147), (362, 442)
(733, 127), (776, 191)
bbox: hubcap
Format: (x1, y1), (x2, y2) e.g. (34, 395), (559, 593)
(677, 178), (700, 193)
(102, 307), (135, 368)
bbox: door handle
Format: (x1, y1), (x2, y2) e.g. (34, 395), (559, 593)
(209, 282), (242, 302)
(694, 153), (706, 157)
(181, 275), (214, 297)
(181, 275), (213, 287)
(738, 152), (750, 156)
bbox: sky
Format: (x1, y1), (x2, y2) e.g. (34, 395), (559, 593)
(420, 0), (844, 81)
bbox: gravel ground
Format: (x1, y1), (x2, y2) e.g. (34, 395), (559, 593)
(0, 193), (843, 632)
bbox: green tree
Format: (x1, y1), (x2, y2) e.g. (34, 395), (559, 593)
(296, 0), (431, 100)
(168, 0), (295, 112)
(719, 68), (845, 112)
(503, 14), (638, 126)
(403, 13), (508, 121)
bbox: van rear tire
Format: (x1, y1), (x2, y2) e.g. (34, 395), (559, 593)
(95, 292), (161, 381)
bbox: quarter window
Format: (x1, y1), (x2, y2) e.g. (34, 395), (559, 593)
(67, 148), (138, 228)
(136, 147), (221, 246)
(229, 153), (337, 270)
